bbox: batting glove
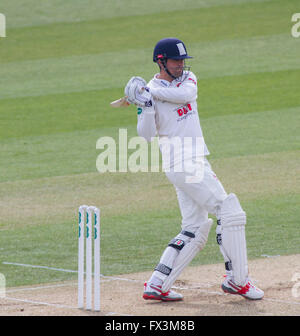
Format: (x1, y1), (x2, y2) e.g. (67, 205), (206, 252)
(125, 76), (153, 107)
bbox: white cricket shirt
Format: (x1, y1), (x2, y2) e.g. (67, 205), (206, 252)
(137, 71), (209, 171)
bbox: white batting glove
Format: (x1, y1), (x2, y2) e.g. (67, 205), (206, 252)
(125, 76), (153, 107)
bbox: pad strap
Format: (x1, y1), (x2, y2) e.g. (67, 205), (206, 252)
(181, 230), (195, 238)
(154, 263), (172, 276)
(168, 238), (185, 250)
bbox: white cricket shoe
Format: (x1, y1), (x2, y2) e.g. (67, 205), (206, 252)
(222, 277), (264, 300)
(143, 282), (183, 301)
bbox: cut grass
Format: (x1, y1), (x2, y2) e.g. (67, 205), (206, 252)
(1, 106), (299, 182)
(1, 149), (299, 229)
(1, 0), (296, 63)
(1, 34), (299, 100)
(0, 0), (299, 288)
(0, 192), (299, 286)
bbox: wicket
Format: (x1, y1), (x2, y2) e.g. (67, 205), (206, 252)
(78, 205), (100, 311)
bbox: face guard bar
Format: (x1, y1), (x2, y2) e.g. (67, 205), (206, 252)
(157, 54), (191, 82)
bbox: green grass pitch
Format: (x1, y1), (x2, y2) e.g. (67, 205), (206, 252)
(0, 0), (299, 287)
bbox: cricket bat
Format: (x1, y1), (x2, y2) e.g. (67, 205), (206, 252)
(110, 96), (130, 108)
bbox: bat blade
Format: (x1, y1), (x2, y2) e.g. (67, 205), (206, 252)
(110, 96), (130, 108)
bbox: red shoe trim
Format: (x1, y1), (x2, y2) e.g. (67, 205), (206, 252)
(228, 280), (250, 295)
(238, 282), (250, 295)
(160, 290), (170, 297)
(149, 284), (163, 294)
(143, 293), (162, 301)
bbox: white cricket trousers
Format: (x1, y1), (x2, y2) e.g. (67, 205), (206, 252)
(165, 157), (228, 234)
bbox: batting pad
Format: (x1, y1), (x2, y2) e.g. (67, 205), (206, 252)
(220, 193), (248, 286)
(162, 219), (213, 292)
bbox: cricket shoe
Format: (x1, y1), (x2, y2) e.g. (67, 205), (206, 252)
(143, 282), (183, 301)
(221, 277), (264, 300)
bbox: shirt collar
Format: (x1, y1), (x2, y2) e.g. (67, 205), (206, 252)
(153, 73), (172, 87)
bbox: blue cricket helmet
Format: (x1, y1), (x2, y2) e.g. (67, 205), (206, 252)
(153, 38), (193, 62)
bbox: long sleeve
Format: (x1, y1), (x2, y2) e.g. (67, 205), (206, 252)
(137, 105), (157, 142)
(150, 76), (197, 104)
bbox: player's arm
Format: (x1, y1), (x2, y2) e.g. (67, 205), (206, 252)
(150, 76), (197, 104)
(136, 105), (157, 142)
(124, 76), (157, 142)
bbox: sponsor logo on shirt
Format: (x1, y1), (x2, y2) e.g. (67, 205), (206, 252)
(174, 103), (194, 121)
(160, 80), (169, 87)
(188, 77), (197, 85)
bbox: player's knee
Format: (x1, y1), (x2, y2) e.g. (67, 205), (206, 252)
(156, 219), (213, 276)
(190, 218), (213, 250)
(168, 219), (212, 253)
(168, 231), (193, 251)
(154, 232), (193, 277)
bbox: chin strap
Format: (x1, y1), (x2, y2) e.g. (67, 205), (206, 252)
(161, 58), (178, 80)
(159, 58), (190, 82)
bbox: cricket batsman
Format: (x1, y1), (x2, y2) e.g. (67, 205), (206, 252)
(124, 38), (264, 301)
